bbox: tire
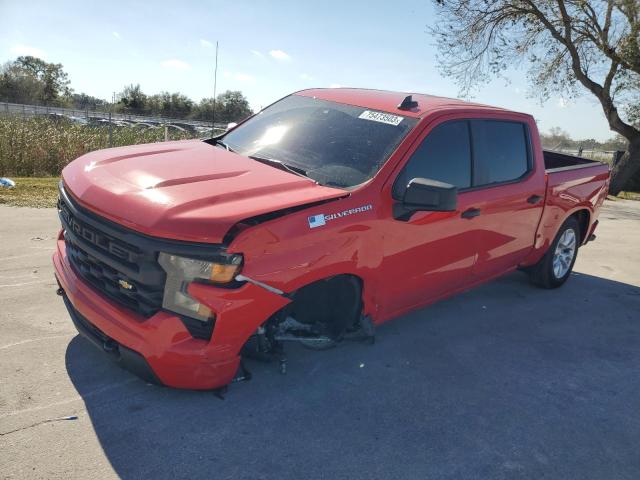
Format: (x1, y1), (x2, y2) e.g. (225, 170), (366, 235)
(529, 216), (580, 289)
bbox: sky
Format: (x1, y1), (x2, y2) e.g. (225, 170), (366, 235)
(0, 0), (615, 141)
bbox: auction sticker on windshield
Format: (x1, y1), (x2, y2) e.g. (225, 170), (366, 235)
(358, 110), (404, 126)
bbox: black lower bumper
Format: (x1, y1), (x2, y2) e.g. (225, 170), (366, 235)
(60, 291), (162, 385)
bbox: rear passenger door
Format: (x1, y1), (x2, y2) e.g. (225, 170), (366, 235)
(463, 119), (545, 279)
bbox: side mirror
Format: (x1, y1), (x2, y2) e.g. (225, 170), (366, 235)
(394, 178), (457, 220)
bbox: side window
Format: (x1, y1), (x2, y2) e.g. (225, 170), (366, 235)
(393, 120), (471, 199)
(470, 120), (529, 186)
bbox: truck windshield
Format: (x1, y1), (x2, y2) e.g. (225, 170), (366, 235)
(220, 95), (418, 188)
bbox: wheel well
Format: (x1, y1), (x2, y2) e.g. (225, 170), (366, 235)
(571, 209), (590, 244)
(242, 274), (366, 361)
(288, 274), (363, 338)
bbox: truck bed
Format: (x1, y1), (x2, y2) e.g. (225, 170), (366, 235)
(543, 150), (606, 172)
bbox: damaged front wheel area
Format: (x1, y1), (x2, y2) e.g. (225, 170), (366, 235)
(241, 275), (373, 371)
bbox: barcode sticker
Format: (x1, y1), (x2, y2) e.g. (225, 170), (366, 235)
(358, 110), (404, 126)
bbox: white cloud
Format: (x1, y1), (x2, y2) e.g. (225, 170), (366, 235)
(224, 70), (255, 82)
(10, 44), (45, 58)
(557, 97), (569, 108)
(112, 31), (121, 39)
(251, 50), (265, 58)
(200, 39), (213, 48)
(269, 49), (291, 61)
(234, 73), (255, 82)
(161, 59), (191, 70)
(329, 83), (342, 88)
(300, 73), (313, 81)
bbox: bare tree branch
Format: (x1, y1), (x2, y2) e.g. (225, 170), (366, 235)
(428, 0), (640, 192)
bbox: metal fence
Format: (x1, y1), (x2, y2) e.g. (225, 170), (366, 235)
(0, 102), (230, 176)
(546, 147), (620, 165)
(0, 101), (227, 131)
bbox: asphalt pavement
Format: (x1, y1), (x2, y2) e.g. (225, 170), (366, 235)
(1, 200), (639, 480)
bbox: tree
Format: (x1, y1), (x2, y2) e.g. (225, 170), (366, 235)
(539, 127), (628, 151)
(0, 61), (43, 104)
(216, 90), (253, 123)
(71, 93), (107, 110)
(197, 90), (253, 124)
(0, 56), (72, 106)
(146, 91), (194, 118)
(601, 134), (629, 151)
(429, 0), (640, 194)
(15, 56), (72, 105)
(541, 127), (575, 149)
(117, 84), (147, 114)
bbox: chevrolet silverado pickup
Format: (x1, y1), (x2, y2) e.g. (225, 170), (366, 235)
(53, 88), (610, 389)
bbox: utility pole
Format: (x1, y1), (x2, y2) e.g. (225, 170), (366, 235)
(211, 41), (219, 137)
(108, 91), (115, 147)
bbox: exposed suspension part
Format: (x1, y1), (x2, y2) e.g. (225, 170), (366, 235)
(240, 275), (374, 377)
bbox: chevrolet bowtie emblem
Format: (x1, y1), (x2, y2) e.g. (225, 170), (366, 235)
(118, 279), (134, 290)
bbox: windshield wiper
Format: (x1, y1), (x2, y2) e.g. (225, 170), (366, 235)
(248, 155), (311, 180)
(214, 138), (235, 152)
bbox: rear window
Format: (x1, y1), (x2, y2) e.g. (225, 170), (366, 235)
(221, 95), (418, 188)
(471, 120), (529, 186)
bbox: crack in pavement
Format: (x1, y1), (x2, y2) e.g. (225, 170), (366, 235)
(0, 334), (74, 351)
(0, 378), (138, 421)
(0, 415), (79, 436)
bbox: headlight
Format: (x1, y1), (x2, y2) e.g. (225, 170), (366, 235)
(158, 252), (243, 321)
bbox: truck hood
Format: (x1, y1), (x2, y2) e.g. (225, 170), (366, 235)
(61, 140), (347, 243)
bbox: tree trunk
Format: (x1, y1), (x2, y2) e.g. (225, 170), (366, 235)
(609, 136), (640, 196)
(628, 158), (640, 192)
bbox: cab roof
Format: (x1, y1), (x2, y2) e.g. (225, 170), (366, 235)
(296, 88), (509, 118)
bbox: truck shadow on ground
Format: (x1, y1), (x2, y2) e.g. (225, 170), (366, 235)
(65, 271), (640, 480)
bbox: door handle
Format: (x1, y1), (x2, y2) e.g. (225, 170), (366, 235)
(527, 194), (543, 204)
(461, 208), (481, 219)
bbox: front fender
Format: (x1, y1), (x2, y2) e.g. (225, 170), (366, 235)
(227, 201), (384, 319)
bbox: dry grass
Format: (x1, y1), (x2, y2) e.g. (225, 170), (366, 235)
(617, 191), (640, 201)
(0, 115), (222, 208)
(0, 115), (202, 177)
(0, 177), (60, 207)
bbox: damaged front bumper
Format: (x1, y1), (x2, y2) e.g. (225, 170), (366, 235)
(54, 235), (290, 390)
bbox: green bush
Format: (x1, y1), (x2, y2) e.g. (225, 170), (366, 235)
(0, 116), (209, 176)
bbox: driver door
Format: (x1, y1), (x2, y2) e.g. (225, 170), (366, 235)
(379, 120), (478, 318)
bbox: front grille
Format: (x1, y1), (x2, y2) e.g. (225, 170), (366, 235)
(58, 183), (227, 339)
(65, 240), (163, 316)
(58, 187), (166, 317)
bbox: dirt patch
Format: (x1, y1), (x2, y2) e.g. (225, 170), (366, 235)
(0, 177), (60, 208)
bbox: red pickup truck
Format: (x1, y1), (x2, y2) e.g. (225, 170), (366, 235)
(53, 88), (610, 390)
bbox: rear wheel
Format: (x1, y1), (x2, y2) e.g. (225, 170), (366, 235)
(529, 216), (580, 289)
